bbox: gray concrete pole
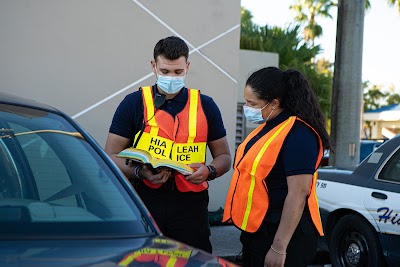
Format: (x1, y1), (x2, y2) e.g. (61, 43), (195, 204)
(330, 0), (365, 168)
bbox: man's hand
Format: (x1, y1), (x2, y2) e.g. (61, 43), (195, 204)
(140, 165), (172, 184)
(186, 163), (209, 184)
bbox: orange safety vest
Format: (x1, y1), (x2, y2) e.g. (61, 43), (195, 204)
(133, 86), (208, 192)
(222, 116), (324, 235)
(118, 239), (233, 267)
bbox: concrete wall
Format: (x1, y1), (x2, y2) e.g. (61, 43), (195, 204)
(0, 1), (281, 212)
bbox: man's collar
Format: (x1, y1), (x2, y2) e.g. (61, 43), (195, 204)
(152, 84), (188, 103)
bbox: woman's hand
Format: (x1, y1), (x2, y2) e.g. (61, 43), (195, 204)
(264, 247), (286, 267)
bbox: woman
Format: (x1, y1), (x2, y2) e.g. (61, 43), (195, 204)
(223, 67), (331, 267)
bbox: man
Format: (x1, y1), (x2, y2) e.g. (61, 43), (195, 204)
(105, 36), (231, 253)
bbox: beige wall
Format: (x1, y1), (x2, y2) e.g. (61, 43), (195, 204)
(0, 0), (240, 211)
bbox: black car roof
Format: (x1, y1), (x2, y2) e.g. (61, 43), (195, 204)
(0, 92), (59, 113)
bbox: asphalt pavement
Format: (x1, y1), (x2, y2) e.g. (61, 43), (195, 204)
(210, 225), (242, 260)
(210, 225), (332, 266)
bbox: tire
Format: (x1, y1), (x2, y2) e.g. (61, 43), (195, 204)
(329, 214), (385, 267)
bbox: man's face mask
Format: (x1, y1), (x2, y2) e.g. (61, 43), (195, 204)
(155, 65), (186, 95)
(243, 102), (270, 124)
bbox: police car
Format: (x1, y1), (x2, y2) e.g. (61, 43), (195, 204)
(317, 135), (400, 267)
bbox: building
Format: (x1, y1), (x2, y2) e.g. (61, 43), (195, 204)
(363, 104), (400, 139)
(0, 1), (278, 211)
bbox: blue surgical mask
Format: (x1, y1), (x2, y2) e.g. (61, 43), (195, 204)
(156, 74), (186, 95)
(243, 103), (270, 124)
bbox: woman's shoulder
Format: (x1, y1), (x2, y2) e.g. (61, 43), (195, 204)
(292, 119), (318, 138)
(285, 120), (319, 148)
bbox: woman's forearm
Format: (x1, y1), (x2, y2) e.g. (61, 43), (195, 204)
(270, 174), (312, 252)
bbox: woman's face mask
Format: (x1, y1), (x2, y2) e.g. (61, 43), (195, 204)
(156, 72), (186, 95)
(243, 102), (270, 124)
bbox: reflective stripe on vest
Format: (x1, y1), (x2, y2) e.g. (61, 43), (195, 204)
(133, 86), (208, 192)
(222, 116), (324, 235)
(118, 238), (192, 267)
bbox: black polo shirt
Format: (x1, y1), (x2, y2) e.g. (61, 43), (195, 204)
(109, 85), (227, 146)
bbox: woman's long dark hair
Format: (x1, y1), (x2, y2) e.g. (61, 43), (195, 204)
(246, 67), (331, 150)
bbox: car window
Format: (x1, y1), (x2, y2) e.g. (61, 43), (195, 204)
(9, 122), (78, 206)
(0, 104), (154, 238)
(378, 149), (400, 183)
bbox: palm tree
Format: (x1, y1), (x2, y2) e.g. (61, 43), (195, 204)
(386, 94), (400, 105)
(290, 0), (337, 46)
(366, 0), (400, 13)
(240, 8), (263, 51)
(240, 9), (333, 117)
(388, 0), (400, 13)
(290, 0), (400, 45)
(363, 83), (388, 111)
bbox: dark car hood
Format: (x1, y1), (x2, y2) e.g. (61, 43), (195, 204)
(0, 236), (236, 267)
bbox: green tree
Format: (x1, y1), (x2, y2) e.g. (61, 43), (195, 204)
(290, 0), (337, 46)
(240, 8), (333, 119)
(291, 0), (400, 166)
(363, 82), (400, 109)
(388, 0), (400, 13)
(387, 94), (400, 105)
(366, 0), (400, 13)
(363, 83), (388, 111)
(362, 82), (400, 139)
(386, 85), (400, 104)
(290, 0), (400, 32)
(240, 8), (263, 51)
(362, 82), (384, 139)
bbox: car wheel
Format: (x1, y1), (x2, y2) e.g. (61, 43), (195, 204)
(329, 214), (384, 267)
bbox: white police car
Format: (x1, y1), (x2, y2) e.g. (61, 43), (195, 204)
(317, 135), (400, 267)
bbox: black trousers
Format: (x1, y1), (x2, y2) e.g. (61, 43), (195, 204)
(136, 180), (212, 253)
(240, 220), (318, 267)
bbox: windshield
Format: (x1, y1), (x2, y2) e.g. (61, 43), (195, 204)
(0, 104), (153, 238)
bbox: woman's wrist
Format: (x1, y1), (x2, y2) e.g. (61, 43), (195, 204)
(270, 245), (287, 255)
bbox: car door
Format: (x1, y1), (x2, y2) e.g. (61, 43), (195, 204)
(363, 148), (400, 236)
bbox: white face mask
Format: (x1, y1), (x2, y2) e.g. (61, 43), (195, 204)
(156, 74), (186, 95)
(243, 102), (274, 124)
(155, 63), (186, 95)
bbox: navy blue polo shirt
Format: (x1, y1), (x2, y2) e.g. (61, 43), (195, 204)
(109, 85), (226, 146)
(243, 110), (319, 212)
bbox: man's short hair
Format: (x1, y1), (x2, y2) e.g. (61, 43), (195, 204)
(154, 36), (189, 62)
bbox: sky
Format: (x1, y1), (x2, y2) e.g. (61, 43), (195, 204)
(241, 0), (400, 92)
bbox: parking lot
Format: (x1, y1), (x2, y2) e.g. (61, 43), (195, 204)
(210, 225), (332, 266)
